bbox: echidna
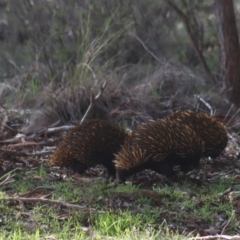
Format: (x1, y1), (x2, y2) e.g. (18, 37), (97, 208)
(50, 119), (128, 176)
(165, 109), (228, 158)
(114, 119), (204, 182)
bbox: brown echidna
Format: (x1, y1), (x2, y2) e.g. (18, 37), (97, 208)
(165, 109), (228, 158)
(114, 119), (204, 182)
(50, 119), (128, 176)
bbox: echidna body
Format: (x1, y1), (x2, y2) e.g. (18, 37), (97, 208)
(114, 119), (204, 182)
(50, 119), (128, 176)
(165, 109), (228, 158)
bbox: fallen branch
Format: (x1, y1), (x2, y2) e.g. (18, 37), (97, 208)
(189, 235), (240, 240)
(29, 149), (54, 156)
(47, 125), (73, 134)
(0, 197), (105, 213)
(0, 149), (28, 157)
(0, 133), (26, 143)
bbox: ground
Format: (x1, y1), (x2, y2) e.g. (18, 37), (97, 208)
(0, 113), (240, 239)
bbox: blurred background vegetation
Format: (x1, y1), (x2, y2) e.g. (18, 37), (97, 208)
(0, 0), (239, 130)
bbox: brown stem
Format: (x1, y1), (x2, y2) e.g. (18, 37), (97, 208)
(0, 197), (105, 213)
(166, 0), (216, 84)
(80, 81), (107, 123)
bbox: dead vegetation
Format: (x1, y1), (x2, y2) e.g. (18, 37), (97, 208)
(1, 1), (240, 238)
(1, 77), (240, 238)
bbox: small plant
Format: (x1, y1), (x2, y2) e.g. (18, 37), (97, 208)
(91, 211), (143, 237)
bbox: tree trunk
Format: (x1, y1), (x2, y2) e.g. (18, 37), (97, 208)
(214, 0), (240, 107)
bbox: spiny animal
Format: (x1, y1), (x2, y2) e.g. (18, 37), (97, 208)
(50, 119), (128, 176)
(164, 109), (228, 158)
(114, 119), (204, 182)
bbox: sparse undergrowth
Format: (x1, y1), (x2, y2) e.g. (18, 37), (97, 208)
(0, 143), (240, 239)
(1, 1), (240, 239)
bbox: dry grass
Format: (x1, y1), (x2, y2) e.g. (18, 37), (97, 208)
(1, 2), (240, 238)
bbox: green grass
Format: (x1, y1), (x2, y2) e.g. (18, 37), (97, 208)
(0, 163), (238, 239)
(0, 0), (238, 238)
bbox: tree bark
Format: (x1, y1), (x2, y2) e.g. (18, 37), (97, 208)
(214, 0), (240, 107)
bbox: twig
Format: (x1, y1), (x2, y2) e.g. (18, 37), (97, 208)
(221, 210), (235, 234)
(0, 197), (105, 213)
(39, 119), (61, 136)
(1, 115), (8, 132)
(194, 95), (214, 115)
(47, 125), (73, 133)
(129, 33), (164, 65)
(0, 174), (15, 186)
(225, 107), (240, 128)
(83, 63), (98, 85)
(165, 0), (216, 84)
(0, 148), (53, 157)
(228, 119), (240, 129)
(188, 235), (240, 240)
(0, 108), (32, 115)
(224, 104), (234, 122)
(0, 149), (28, 157)
(80, 81), (107, 123)
(0, 168), (20, 186)
(29, 149), (54, 156)
(0, 133), (26, 143)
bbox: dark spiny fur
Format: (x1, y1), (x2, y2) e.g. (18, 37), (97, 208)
(50, 119), (128, 176)
(165, 109), (228, 158)
(114, 119), (204, 182)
